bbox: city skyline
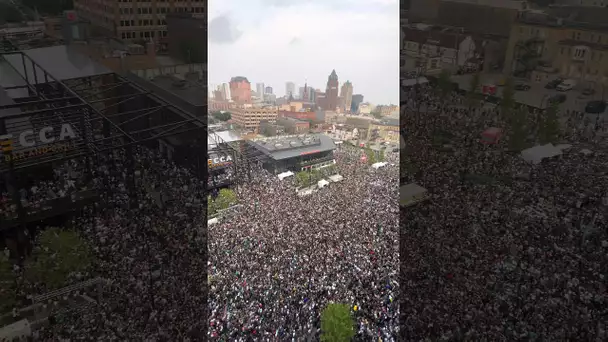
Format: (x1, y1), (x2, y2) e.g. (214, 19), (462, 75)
(208, 0), (399, 105)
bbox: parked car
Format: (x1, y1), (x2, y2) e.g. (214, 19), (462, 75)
(585, 100), (607, 114)
(582, 88), (595, 96)
(548, 94), (567, 104)
(545, 78), (564, 89)
(514, 83), (531, 91)
(556, 79), (577, 91)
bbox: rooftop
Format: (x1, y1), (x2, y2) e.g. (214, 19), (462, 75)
(2, 45), (111, 82)
(149, 74), (206, 106)
(249, 134), (336, 161)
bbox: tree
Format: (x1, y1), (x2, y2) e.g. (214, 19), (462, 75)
(22, 0), (73, 15)
(436, 70), (453, 107)
(538, 102), (560, 144)
(365, 148), (377, 165)
(378, 150), (385, 162)
(320, 303), (355, 342)
(214, 188), (237, 211)
(500, 78), (516, 123)
(0, 4), (23, 23)
(211, 111), (231, 122)
(466, 72), (481, 109)
(0, 254), (16, 314)
(507, 106), (528, 151)
(180, 41), (204, 63)
(295, 171), (312, 187)
(24, 228), (93, 291)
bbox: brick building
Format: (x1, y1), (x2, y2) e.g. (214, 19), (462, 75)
(229, 76), (252, 104)
(324, 69), (339, 110)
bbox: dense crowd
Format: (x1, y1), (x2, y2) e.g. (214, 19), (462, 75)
(401, 83), (608, 340)
(3, 146), (208, 340)
(208, 145), (400, 340)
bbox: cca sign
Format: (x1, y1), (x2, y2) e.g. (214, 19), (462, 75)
(208, 155), (233, 168)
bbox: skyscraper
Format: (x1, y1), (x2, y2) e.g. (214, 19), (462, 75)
(324, 70), (339, 111)
(285, 82), (295, 98)
(351, 94), (364, 113)
(265, 86), (273, 94)
(256, 83), (265, 98)
(340, 81), (353, 113)
(229, 76), (252, 103)
(220, 83), (231, 102)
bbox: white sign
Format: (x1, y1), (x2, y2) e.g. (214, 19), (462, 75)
(0, 123), (76, 148)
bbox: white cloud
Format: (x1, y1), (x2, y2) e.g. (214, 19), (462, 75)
(208, 0), (399, 105)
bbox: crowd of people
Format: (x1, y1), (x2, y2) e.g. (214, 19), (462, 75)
(208, 145), (400, 340)
(401, 83), (608, 340)
(2, 146), (208, 340)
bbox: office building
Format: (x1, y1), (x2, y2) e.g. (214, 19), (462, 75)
(231, 107), (278, 131)
(73, 0), (205, 42)
(265, 86), (273, 94)
(229, 76), (252, 104)
(324, 70), (339, 111)
(351, 94), (364, 113)
(166, 13), (206, 63)
(285, 82), (295, 97)
(256, 83), (265, 97)
(340, 81), (353, 113)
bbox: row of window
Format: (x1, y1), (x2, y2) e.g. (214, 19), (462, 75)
(519, 26), (606, 45)
(560, 47), (604, 61)
(119, 6), (203, 15)
(120, 19), (167, 26)
(120, 0), (202, 2)
(120, 30), (168, 39)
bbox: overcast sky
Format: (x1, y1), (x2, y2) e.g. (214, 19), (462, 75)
(208, 0), (399, 105)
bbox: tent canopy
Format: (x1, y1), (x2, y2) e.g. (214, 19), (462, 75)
(317, 179), (330, 188)
(328, 174), (344, 182)
(277, 171), (295, 180)
(372, 162), (388, 169)
(520, 144), (562, 164)
(400, 183), (428, 206)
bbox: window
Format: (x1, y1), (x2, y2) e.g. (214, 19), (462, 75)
(560, 47), (564, 55)
(121, 32), (126, 39)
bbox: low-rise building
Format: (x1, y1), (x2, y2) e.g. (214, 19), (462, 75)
(232, 107), (278, 132)
(504, 6), (608, 91)
(368, 119), (400, 144)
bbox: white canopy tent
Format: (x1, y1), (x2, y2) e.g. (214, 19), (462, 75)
(520, 144), (563, 164)
(400, 183), (429, 207)
(317, 179), (330, 189)
(277, 171), (295, 180)
(208, 218), (219, 226)
(328, 174), (344, 183)
(372, 162), (388, 169)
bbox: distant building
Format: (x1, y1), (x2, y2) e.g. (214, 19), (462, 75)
(324, 70), (339, 111)
(555, 0), (607, 6)
(351, 94), (364, 113)
(315, 90), (326, 109)
(368, 119), (400, 144)
(220, 83), (231, 102)
(230, 76), (252, 104)
(74, 0), (204, 42)
(340, 81), (353, 113)
(265, 86), (273, 94)
(504, 5), (608, 90)
(402, 25), (481, 74)
(359, 103), (372, 114)
(166, 13), (206, 63)
(256, 83), (265, 97)
(277, 117), (310, 134)
(285, 82), (295, 97)
(231, 107), (277, 131)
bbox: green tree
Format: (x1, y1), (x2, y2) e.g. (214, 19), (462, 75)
(0, 4), (23, 23)
(436, 70), (453, 107)
(538, 102), (560, 144)
(212, 111), (232, 121)
(296, 171), (312, 187)
(214, 188), (237, 210)
(507, 106), (528, 151)
(320, 303), (355, 342)
(24, 228), (93, 290)
(378, 150), (385, 162)
(365, 148), (377, 165)
(466, 72), (481, 109)
(501, 78), (516, 123)
(180, 41), (204, 63)
(0, 255), (16, 314)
